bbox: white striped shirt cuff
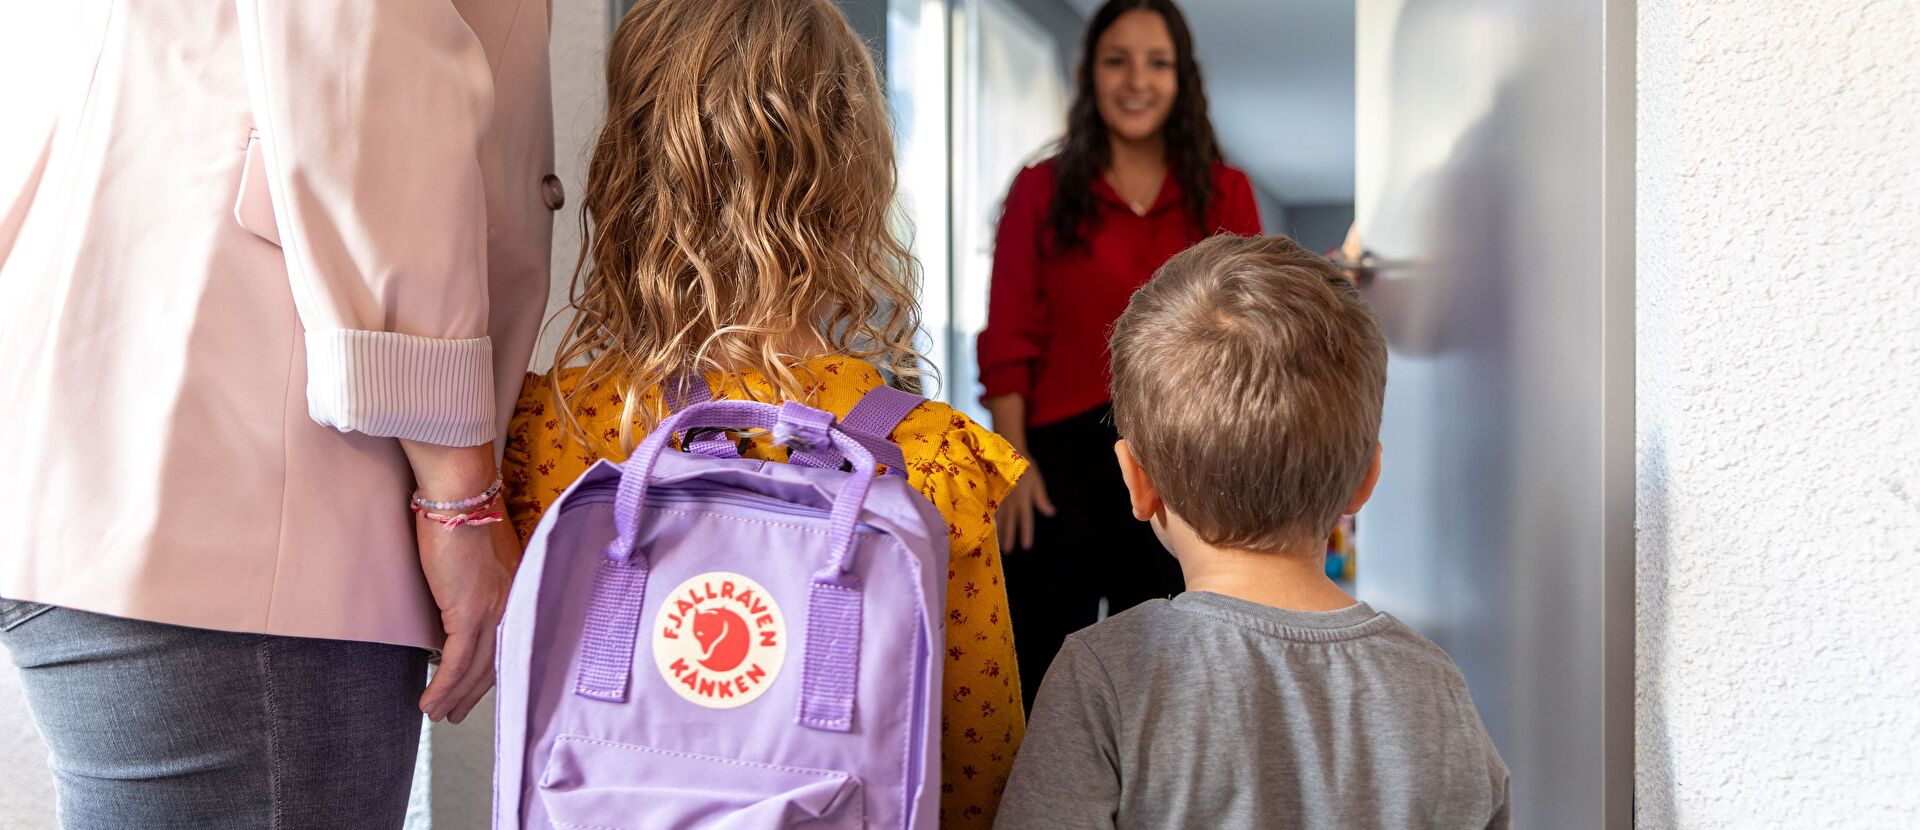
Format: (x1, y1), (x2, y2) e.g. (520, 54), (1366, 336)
(304, 330), (496, 446)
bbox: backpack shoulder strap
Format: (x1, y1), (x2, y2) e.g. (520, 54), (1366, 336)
(841, 384), (925, 442)
(840, 385), (924, 478)
(789, 384), (924, 477)
(663, 371), (710, 412)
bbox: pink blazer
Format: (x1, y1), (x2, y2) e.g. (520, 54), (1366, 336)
(0, 1), (555, 650)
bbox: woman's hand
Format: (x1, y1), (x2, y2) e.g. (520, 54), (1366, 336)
(400, 440), (515, 725)
(415, 517), (514, 724)
(998, 461), (1056, 552)
(984, 393), (1055, 552)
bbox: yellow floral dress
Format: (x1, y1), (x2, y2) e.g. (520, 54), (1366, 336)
(503, 356), (1027, 828)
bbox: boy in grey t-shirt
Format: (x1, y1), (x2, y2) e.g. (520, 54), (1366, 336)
(995, 236), (1509, 830)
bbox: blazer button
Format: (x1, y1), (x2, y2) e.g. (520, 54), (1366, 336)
(540, 174), (566, 210)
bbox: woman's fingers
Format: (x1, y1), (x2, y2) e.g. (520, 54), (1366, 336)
(446, 619), (500, 724)
(1018, 497), (1037, 551)
(998, 491), (1024, 551)
(1033, 477), (1057, 518)
(444, 524), (516, 724)
(417, 519), (514, 723)
(447, 668), (495, 725)
(995, 474), (1055, 552)
(422, 620), (476, 721)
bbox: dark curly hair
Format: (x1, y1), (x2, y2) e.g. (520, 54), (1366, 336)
(1047, 0), (1222, 253)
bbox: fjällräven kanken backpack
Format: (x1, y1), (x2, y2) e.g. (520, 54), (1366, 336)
(495, 393), (946, 829)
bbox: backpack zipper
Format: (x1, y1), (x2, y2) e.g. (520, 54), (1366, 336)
(559, 484), (883, 532)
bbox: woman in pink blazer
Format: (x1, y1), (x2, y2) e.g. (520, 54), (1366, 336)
(0, 2), (553, 827)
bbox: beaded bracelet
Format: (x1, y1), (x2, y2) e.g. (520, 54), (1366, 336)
(411, 473), (504, 513)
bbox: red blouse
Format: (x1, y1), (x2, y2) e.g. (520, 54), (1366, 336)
(977, 159), (1263, 426)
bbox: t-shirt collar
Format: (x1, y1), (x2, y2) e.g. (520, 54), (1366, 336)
(1171, 591), (1391, 642)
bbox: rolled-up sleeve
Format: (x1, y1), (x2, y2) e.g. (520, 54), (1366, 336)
(236, 1), (497, 446)
(977, 167), (1049, 402)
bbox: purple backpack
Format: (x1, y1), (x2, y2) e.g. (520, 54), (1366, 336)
(495, 385), (946, 830)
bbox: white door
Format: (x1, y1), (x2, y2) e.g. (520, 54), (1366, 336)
(1352, 1), (1633, 825)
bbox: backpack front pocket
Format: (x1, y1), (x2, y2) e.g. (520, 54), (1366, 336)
(539, 735), (864, 829)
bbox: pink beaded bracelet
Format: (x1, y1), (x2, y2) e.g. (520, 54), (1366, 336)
(411, 474), (504, 513)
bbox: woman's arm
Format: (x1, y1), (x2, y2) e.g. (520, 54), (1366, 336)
(978, 168), (1050, 406)
(236, 1), (513, 722)
(984, 394), (1031, 458)
(1218, 167), (1264, 237)
(400, 439), (512, 725)
(985, 392), (1054, 551)
(235, 0), (498, 445)
(979, 169), (1057, 550)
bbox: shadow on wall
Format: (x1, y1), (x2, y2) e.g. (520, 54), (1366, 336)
(1364, 73), (1522, 748)
(1359, 0), (1621, 819)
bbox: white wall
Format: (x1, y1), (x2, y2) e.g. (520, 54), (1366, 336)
(1635, 1), (1920, 826)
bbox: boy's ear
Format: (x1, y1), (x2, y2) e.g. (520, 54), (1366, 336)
(1343, 442), (1383, 516)
(1114, 439), (1162, 523)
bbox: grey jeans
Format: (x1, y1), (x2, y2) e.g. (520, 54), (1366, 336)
(0, 601), (429, 829)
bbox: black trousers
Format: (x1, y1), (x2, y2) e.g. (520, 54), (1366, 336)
(1003, 404), (1185, 711)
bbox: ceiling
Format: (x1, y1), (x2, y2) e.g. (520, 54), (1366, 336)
(1064, 0), (1355, 205)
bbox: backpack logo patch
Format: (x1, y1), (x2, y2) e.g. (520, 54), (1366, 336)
(653, 572), (786, 708)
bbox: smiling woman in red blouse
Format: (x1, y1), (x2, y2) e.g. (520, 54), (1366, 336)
(978, 0), (1261, 709)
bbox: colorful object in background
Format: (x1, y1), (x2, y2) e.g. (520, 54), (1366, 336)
(1325, 515), (1358, 583)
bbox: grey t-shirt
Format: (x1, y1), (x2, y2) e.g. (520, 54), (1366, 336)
(995, 592), (1510, 830)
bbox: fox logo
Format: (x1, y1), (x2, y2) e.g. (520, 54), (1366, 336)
(692, 608), (750, 672)
(653, 572), (786, 709)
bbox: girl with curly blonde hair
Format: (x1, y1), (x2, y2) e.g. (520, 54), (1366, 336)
(502, 0), (1026, 824)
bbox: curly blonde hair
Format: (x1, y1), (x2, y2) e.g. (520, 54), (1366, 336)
(552, 0), (923, 449)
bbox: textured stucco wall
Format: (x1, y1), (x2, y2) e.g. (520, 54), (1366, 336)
(1636, 1), (1920, 826)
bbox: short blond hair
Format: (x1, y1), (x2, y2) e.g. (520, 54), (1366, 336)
(1109, 235), (1387, 551)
